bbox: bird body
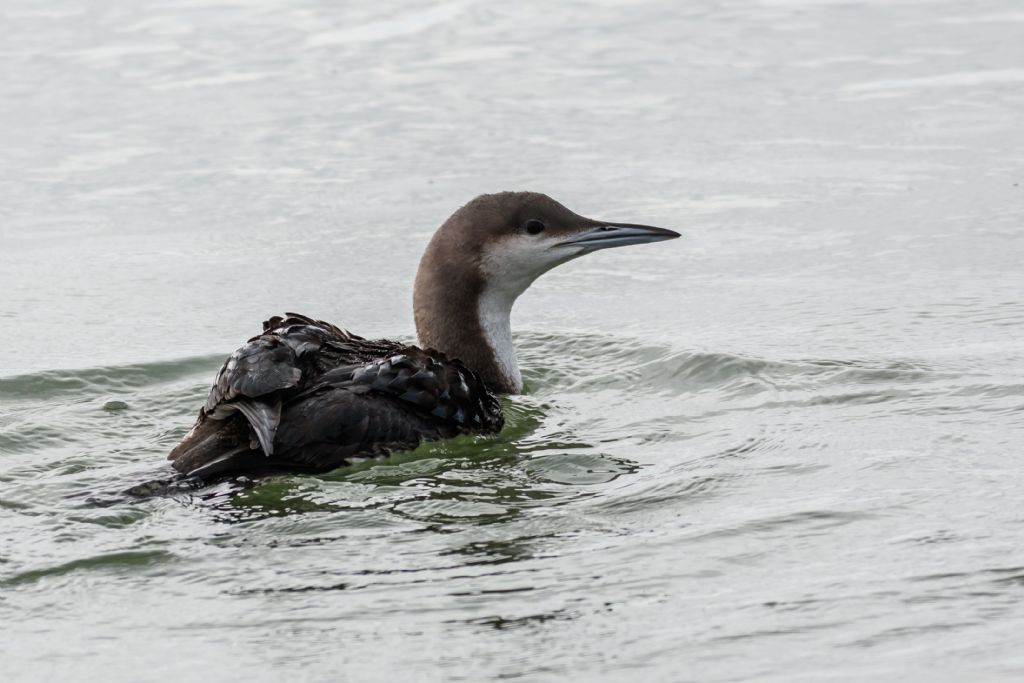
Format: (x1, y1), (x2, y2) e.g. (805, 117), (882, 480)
(169, 192), (678, 479)
(168, 313), (501, 479)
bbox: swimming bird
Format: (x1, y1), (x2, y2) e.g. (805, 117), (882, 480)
(168, 192), (679, 479)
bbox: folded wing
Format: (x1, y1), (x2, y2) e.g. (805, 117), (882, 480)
(168, 314), (502, 479)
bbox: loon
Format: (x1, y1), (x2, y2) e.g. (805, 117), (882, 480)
(168, 192), (679, 480)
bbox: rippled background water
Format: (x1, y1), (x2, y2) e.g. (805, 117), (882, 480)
(2, 0), (1024, 680)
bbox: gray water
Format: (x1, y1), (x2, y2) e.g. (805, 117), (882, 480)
(2, 0), (1023, 680)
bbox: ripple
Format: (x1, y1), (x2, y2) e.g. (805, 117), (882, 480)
(589, 475), (722, 515)
(3, 550), (173, 587)
(521, 453), (638, 485)
(519, 332), (952, 404)
(0, 354), (224, 400)
(685, 510), (874, 543)
(305, 1), (472, 47)
(461, 608), (576, 631)
(394, 499), (510, 521)
(843, 69), (1024, 94)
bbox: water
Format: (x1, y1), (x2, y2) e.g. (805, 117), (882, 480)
(2, 0), (1023, 680)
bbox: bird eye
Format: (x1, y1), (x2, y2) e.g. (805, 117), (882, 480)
(524, 219), (546, 235)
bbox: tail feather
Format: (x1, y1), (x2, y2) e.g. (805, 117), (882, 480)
(168, 412), (255, 476)
(181, 444), (256, 480)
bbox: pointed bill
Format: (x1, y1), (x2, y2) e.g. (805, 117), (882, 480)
(553, 223), (681, 251)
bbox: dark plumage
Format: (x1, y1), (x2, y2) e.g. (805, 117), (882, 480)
(168, 313), (502, 479)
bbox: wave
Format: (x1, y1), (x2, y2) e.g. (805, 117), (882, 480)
(0, 354), (225, 401)
(517, 330), (951, 397)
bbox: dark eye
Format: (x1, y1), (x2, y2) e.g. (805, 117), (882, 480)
(524, 219), (546, 235)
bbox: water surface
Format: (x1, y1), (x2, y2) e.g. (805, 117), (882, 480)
(2, 0), (1024, 681)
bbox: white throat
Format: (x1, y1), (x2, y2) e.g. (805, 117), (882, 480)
(475, 233), (585, 393)
(477, 286), (522, 393)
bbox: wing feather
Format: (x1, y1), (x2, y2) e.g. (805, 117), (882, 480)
(233, 398), (282, 456)
(170, 313), (503, 478)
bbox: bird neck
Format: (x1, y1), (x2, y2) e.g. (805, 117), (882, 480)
(413, 260), (523, 394)
(475, 285), (522, 393)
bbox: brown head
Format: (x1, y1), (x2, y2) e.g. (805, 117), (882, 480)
(413, 192), (679, 393)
